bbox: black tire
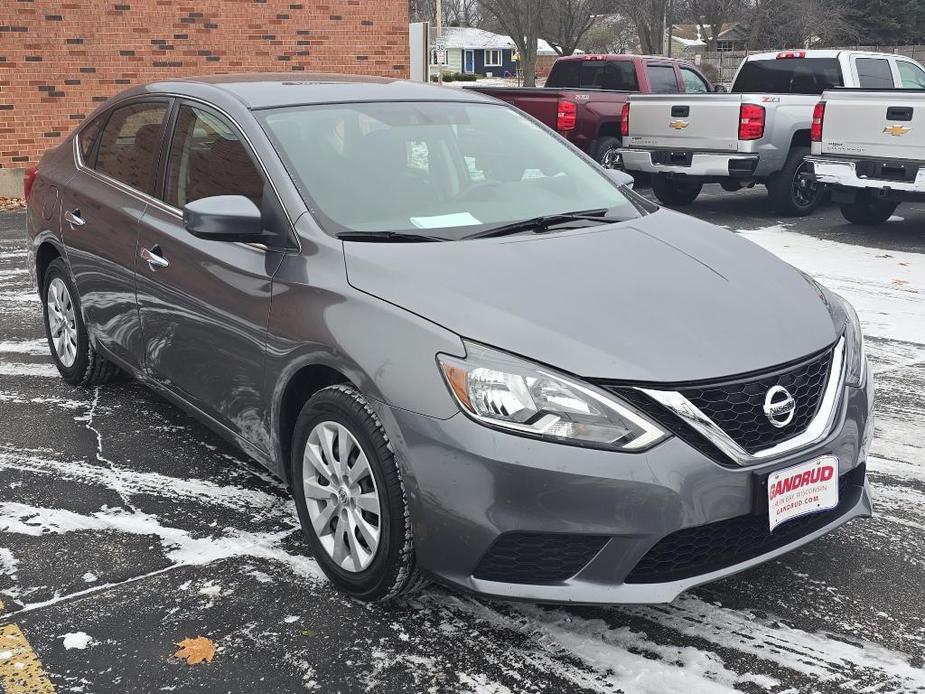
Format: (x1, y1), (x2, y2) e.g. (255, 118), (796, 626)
(594, 136), (622, 169)
(41, 258), (121, 386)
(720, 180), (742, 192)
(651, 175), (702, 206)
(290, 384), (424, 602)
(840, 194), (898, 225)
(767, 146), (824, 216)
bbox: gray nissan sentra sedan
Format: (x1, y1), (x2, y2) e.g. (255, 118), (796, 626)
(24, 74), (873, 604)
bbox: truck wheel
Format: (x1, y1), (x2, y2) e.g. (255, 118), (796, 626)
(767, 146), (823, 216)
(595, 136), (623, 169)
(840, 194), (898, 225)
(651, 175), (702, 206)
(720, 181), (742, 192)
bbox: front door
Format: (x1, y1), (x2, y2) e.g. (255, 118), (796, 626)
(464, 50), (474, 74)
(59, 99), (170, 368)
(136, 102), (286, 450)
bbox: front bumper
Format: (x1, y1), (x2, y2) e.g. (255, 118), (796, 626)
(806, 156), (925, 195)
(619, 149), (759, 179)
(375, 372), (873, 605)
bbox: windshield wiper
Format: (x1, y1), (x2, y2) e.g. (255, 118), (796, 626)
(337, 231), (444, 243)
(462, 209), (616, 240)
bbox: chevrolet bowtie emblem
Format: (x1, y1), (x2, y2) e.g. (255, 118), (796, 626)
(670, 120), (689, 130)
(883, 124), (911, 137)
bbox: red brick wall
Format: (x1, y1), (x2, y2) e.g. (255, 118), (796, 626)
(0, 0), (409, 169)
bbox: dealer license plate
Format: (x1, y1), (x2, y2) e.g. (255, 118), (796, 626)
(767, 456), (839, 532)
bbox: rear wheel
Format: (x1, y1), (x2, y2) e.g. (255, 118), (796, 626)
(42, 258), (121, 386)
(290, 384), (425, 602)
(595, 136), (622, 169)
(767, 146), (823, 216)
(651, 175), (702, 206)
(840, 194), (898, 225)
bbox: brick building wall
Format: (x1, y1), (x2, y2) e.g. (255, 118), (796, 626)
(0, 0), (409, 177)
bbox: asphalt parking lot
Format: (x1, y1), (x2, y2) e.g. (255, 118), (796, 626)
(0, 186), (924, 693)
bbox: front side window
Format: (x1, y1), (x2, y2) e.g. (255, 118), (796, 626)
(898, 60), (925, 88)
(94, 102), (168, 193)
(261, 101), (644, 240)
(681, 67), (710, 93)
(165, 104), (264, 209)
(647, 65), (680, 93)
(856, 58), (894, 88)
(484, 49), (502, 67)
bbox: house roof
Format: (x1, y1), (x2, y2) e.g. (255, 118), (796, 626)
(438, 27), (513, 50)
(671, 22), (741, 44)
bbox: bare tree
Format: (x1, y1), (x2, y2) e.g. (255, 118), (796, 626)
(540, 0), (610, 56)
(411, 0), (482, 26)
(578, 15), (639, 53)
(615, 0), (669, 54)
(682, 0), (745, 48)
(745, 0), (857, 49)
(480, 0), (551, 85)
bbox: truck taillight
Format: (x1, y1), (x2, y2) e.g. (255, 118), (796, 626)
(738, 103), (765, 140)
(810, 102), (825, 142)
(620, 103), (630, 137)
(23, 166), (38, 203)
(556, 99), (577, 132)
(776, 50), (806, 59)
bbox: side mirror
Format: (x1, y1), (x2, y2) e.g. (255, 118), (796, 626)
(713, 84), (728, 93)
(183, 195), (264, 242)
(605, 169), (634, 188)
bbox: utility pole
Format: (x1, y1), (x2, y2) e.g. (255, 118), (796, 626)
(436, 0), (443, 85)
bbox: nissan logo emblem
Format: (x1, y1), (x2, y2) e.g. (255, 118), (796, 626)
(763, 385), (796, 428)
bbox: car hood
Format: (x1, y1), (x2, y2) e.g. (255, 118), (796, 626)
(343, 209), (839, 382)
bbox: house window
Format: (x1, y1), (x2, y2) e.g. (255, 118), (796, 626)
(484, 49), (502, 67)
(716, 41), (733, 52)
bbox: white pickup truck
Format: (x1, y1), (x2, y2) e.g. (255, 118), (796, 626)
(806, 88), (925, 224)
(619, 50), (925, 215)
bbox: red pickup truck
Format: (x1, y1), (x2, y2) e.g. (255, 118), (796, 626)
(467, 54), (716, 167)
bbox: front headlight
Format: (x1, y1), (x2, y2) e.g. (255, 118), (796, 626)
(839, 293), (866, 387)
(437, 342), (667, 451)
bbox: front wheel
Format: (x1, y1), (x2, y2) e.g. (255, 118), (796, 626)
(290, 384), (425, 602)
(651, 175), (702, 206)
(767, 146), (824, 216)
(595, 136), (623, 169)
(840, 194), (898, 225)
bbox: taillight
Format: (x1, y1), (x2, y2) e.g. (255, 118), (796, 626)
(776, 50), (806, 59)
(23, 166), (38, 203)
(620, 102), (630, 137)
(738, 103), (765, 140)
(810, 102), (825, 142)
(556, 99), (577, 132)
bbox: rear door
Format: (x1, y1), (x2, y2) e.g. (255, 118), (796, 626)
(59, 98), (170, 368)
(625, 93), (743, 151)
(136, 101), (287, 448)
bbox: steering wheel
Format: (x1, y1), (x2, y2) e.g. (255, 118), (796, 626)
(455, 180), (502, 202)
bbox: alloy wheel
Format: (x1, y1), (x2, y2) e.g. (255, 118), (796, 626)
(792, 162), (820, 209)
(600, 147), (623, 170)
(302, 421), (382, 573)
(46, 277), (78, 368)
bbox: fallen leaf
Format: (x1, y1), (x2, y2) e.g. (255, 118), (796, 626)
(174, 636), (215, 665)
(877, 254), (894, 258)
(0, 197), (26, 211)
(893, 279), (910, 286)
(899, 262), (909, 266)
(302, 629), (318, 638)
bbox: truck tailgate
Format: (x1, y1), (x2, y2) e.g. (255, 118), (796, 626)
(819, 89), (925, 161)
(625, 93), (743, 151)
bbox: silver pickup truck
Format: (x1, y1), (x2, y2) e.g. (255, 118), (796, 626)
(806, 87), (925, 224)
(619, 50), (925, 215)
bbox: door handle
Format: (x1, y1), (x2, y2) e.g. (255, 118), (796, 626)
(886, 106), (913, 121)
(64, 209), (85, 228)
(140, 246), (169, 271)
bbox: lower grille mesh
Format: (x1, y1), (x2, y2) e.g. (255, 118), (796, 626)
(473, 533), (608, 584)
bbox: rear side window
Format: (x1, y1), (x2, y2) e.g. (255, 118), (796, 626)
(78, 114), (105, 165)
(546, 60), (639, 91)
(898, 60), (925, 88)
(856, 58), (895, 88)
(732, 58), (844, 94)
(681, 67), (710, 93)
(94, 102), (168, 193)
(165, 104), (264, 209)
(647, 64), (680, 93)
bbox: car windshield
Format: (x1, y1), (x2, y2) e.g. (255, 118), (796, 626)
(259, 101), (646, 239)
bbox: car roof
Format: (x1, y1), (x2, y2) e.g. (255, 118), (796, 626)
(125, 72), (496, 110)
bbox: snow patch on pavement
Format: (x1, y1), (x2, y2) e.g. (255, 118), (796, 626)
(60, 632), (96, 650)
